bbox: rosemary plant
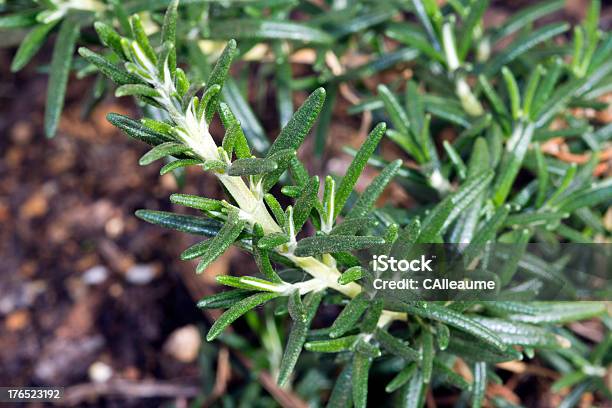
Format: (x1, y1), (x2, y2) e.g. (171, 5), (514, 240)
(10, 0), (609, 406)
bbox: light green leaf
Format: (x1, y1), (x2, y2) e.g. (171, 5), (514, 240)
(197, 289), (252, 309)
(292, 176), (319, 232)
(205, 39), (236, 122)
(399, 303), (505, 350)
(485, 23), (569, 75)
(346, 159), (402, 219)
(45, 18), (81, 138)
(294, 235), (385, 257)
(335, 123), (387, 217)
(386, 363), (417, 393)
(227, 157), (278, 176)
(305, 335), (359, 353)
(139, 142), (191, 165)
(11, 21), (58, 72)
(338, 266), (364, 285)
(170, 194), (222, 212)
(160, 159), (203, 175)
(206, 292), (280, 341)
(471, 362), (487, 408)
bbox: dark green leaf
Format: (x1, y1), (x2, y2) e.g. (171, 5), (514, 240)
(135, 209), (222, 236)
(335, 123), (386, 217)
(330, 292), (369, 338)
(206, 292), (280, 341)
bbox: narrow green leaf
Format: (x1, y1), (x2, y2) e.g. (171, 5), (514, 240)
(346, 160), (402, 219)
(338, 266), (364, 285)
(418, 170), (494, 242)
(330, 292), (369, 338)
(335, 123), (386, 217)
(485, 23), (569, 75)
(446, 331), (522, 363)
(135, 209), (222, 236)
(181, 239), (211, 260)
(196, 210), (246, 273)
(252, 224), (282, 283)
(277, 290), (324, 386)
(386, 363), (417, 393)
(264, 194), (286, 226)
(197, 289), (252, 309)
(11, 21), (58, 72)
(139, 142), (191, 165)
(493, 122), (535, 205)
(327, 364), (353, 408)
(161, 0), (178, 46)
(292, 176), (319, 232)
(206, 292), (280, 341)
(218, 102), (251, 159)
(557, 179), (612, 212)
(208, 20), (333, 44)
(205, 39), (237, 123)
(491, 0), (565, 42)
(45, 18), (81, 138)
(433, 360), (471, 390)
(305, 335), (359, 353)
(171, 194), (223, 212)
(352, 339), (379, 408)
(257, 232), (289, 250)
(331, 216), (378, 236)
(130, 14), (156, 64)
(294, 235), (385, 257)
(375, 329), (421, 362)
(115, 84), (159, 98)
(421, 330), (434, 384)
(400, 368), (425, 408)
(79, 48), (140, 86)
(501, 67), (521, 120)
(471, 362), (487, 408)
(222, 79), (269, 154)
(227, 157), (278, 176)
(107, 113), (171, 145)
(399, 303), (505, 350)
(93, 22), (124, 58)
(443, 141), (467, 180)
(263, 149), (297, 191)
(508, 302), (606, 324)
(471, 317), (569, 348)
(265, 88), (326, 185)
(0, 11), (37, 29)
(160, 159), (202, 175)
(463, 204), (510, 264)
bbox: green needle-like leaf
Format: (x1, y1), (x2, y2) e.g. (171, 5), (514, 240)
(11, 21), (58, 72)
(135, 210), (222, 236)
(45, 18), (81, 138)
(294, 235), (385, 257)
(335, 122), (387, 217)
(196, 210), (246, 273)
(139, 142), (191, 165)
(206, 292), (280, 341)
